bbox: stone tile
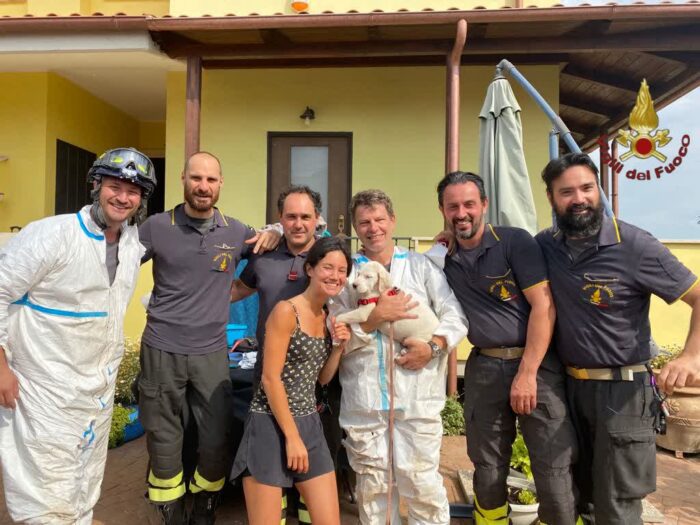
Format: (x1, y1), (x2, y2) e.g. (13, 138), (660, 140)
(0, 437), (698, 524)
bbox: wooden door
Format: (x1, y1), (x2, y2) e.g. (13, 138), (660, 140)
(267, 133), (352, 236)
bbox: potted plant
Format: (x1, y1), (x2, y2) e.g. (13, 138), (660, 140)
(651, 344), (700, 457)
(508, 430), (539, 525)
(441, 394), (465, 437)
(109, 338), (144, 449)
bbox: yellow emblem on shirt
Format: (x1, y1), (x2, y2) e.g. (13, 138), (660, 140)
(213, 252), (233, 272)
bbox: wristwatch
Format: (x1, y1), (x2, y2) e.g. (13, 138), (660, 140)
(427, 340), (444, 359)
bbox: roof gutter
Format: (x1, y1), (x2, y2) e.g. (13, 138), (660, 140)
(1, 5), (699, 33)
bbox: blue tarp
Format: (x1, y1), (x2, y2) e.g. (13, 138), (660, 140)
(229, 259), (259, 338)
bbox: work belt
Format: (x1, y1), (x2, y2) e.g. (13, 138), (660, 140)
(477, 346), (525, 360)
(566, 363), (648, 381)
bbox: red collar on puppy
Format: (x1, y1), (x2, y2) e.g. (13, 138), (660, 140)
(357, 287), (400, 306)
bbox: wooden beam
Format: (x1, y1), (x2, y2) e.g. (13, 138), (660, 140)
(461, 25), (700, 53)
(259, 29), (291, 45)
(185, 56), (202, 162)
(162, 25), (700, 59)
(559, 92), (629, 120)
(563, 19), (612, 37)
(164, 38), (451, 59)
(367, 25), (382, 41)
(561, 64), (642, 95)
(202, 53), (569, 69)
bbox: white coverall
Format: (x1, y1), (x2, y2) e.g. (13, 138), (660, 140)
(0, 206), (143, 524)
(329, 247), (467, 525)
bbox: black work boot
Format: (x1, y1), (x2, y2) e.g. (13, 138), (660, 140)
(189, 491), (220, 525)
(151, 496), (187, 525)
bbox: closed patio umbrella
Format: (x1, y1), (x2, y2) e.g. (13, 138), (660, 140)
(478, 76), (538, 235)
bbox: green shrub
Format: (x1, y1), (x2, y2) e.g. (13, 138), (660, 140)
(109, 404), (133, 449)
(115, 338), (140, 405)
(441, 395), (465, 436)
(510, 430), (533, 480)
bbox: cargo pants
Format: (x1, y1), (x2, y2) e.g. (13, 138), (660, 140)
(138, 342), (235, 502)
(463, 350), (578, 525)
(567, 371), (657, 525)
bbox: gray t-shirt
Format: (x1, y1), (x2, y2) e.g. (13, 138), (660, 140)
(188, 216), (215, 235)
(106, 240), (119, 285)
(139, 204), (256, 355)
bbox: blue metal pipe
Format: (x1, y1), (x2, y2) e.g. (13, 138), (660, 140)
(496, 59), (613, 217)
(549, 129), (559, 161)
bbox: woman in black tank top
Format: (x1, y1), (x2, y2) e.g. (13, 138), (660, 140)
(232, 237), (352, 524)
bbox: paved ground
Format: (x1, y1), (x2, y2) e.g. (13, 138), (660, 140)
(1, 436), (698, 524)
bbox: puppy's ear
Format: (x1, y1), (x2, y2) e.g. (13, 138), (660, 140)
(376, 264), (392, 293)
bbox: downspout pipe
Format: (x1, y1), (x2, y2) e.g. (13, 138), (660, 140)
(445, 19), (466, 401)
(496, 59), (614, 217)
(445, 19), (467, 173)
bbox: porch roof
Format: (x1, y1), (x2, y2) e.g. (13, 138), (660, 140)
(1, 4), (699, 150)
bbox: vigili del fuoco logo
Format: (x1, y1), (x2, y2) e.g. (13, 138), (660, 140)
(598, 79), (690, 181)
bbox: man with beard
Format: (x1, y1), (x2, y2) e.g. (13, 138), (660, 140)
(431, 171), (578, 525)
(138, 151), (279, 524)
(0, 148), (156, 524)
(536, 152), (700, 524)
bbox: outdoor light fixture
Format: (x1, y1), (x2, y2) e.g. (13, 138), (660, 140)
(291, 1), (309, 13)
(300, 106), (315, 126)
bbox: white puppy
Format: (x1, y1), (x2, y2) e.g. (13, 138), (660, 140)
(336, 261), (439, 344)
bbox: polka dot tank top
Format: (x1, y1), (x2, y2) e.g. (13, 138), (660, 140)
(250, 301), (331, 417)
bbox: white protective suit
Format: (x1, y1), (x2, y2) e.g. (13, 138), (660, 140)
(0, 206), (143, 524)
(328, 247), (467, 525)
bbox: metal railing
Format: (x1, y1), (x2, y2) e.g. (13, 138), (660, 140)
(339, 236), (420, 253)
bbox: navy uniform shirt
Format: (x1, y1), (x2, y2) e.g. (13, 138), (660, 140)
(139, 204), (256, 354)
(536, 216), (698, 368)
(444, 224), (549, 349)
(239, 238), (310, 380)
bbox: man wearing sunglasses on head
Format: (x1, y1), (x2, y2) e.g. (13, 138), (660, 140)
(0, 147), (157, 525)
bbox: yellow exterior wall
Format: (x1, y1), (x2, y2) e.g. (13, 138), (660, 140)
(0, 73), (49, 232)
(1, 0), (518, 16)
(164, 65), (557, 235)
(90, 0), (169, 16)
(650, 242), (700, 348)
(169, 0), (511, 16)
(138, 121), (167, 157)
(127, 64), (555, 341)
(0, 0), (168, 16)
(44, 74), (139, 215)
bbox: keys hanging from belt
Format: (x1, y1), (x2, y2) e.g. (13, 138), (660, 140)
(646, 363), (668, 435)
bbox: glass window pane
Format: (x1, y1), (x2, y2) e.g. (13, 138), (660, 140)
(291, 146), (329, 219)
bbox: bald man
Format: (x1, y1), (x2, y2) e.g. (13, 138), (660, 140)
(138, 152), (278, 524)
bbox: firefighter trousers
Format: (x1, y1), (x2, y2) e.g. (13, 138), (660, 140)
(138, 343), (235, 502)
(463, 351), (579, 525)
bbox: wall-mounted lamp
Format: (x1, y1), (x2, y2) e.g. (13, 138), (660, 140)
(299, 106), (315, 126)
(291, 1), (309, 13)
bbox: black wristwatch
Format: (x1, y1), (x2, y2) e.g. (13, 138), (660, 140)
(427, 341), (444, 359)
